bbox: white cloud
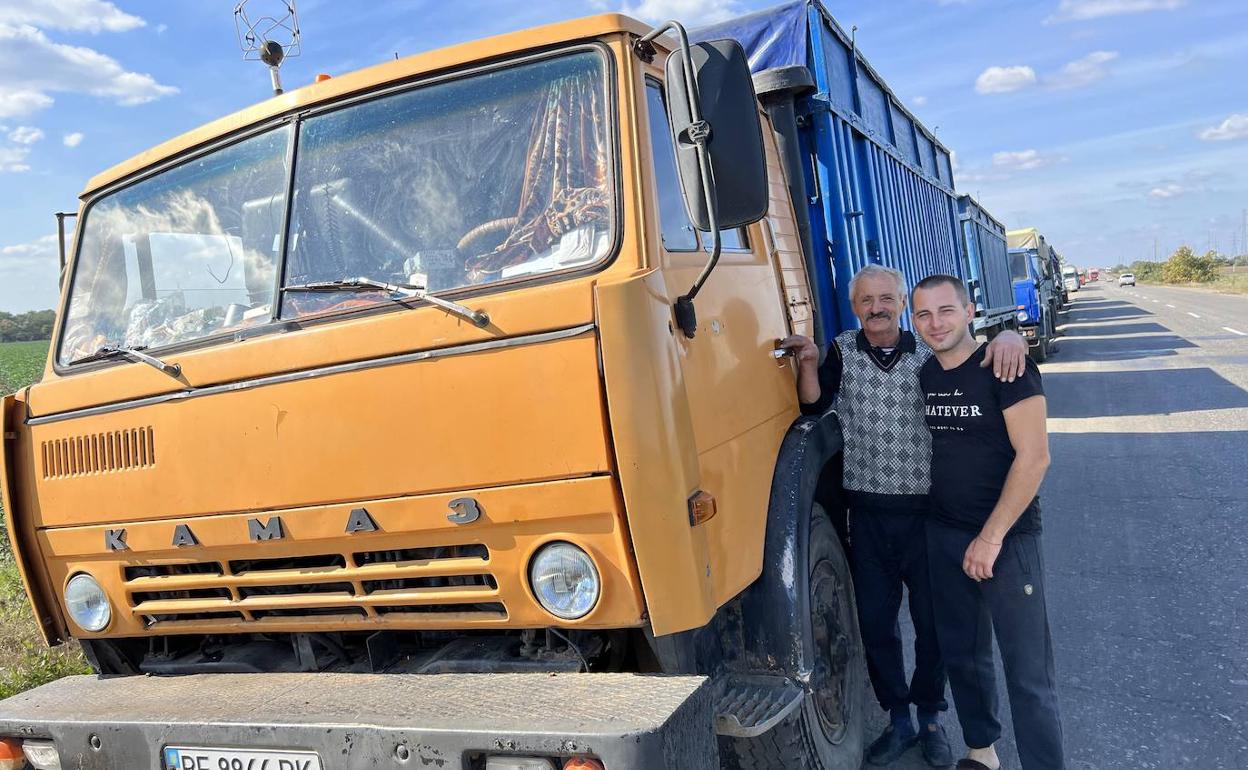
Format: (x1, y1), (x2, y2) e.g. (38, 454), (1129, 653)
(7, 125), (43, 144)
(0, 86), (53, 118)
(1047, 0), (1185, 24)
(0, 234), (60, 312)
(0, 233), (57, 258)
(0, 23), (178, 118)
(992, 149), (1061, 171)
(621, 0), (742, 25)
(1048, 50), (1118, 89)
(912, 95), (929, 107)
(0, 144), (31, 172)
(1198, 113), (1248, 142)
(62, 131), (84, 147)
(0, 0), (144, 33)
(975, 65), (1037, 95)
(1147, 183), (1184, 199)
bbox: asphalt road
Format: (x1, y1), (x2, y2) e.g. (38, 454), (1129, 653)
(865, 282), (1248, 769)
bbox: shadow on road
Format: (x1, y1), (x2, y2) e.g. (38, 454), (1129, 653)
(1060, 322), (1174, 337)
(1053, 334), (1195, 362)
(1063, 306), (1154, 323)
(1044, 367), (1248, 417)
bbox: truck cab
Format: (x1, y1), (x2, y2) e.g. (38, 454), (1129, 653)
(1062, 264), (1079, 294)
(1009, 241), (1055, 361)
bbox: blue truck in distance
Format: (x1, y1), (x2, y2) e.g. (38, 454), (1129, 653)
(1007, 227), (1063, 361)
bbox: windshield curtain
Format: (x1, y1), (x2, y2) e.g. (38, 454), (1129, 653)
(1008, 251), (1031, 282)
(58, 49), (614, 366)
(280, 50), (613, 319)
(58, 127), (292, 367)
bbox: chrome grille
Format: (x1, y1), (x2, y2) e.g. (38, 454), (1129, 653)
(124, 542), (504, 627)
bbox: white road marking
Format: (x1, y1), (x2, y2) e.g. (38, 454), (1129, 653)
(1225, 327), (1247, 336)
(1151, 299), (1160, 303)
(1187, 312), (1201, 318)
(1165, 304), (1176, 308)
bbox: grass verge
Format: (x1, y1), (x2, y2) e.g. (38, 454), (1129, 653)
(1, 338), (91, 698)
(0, 559), (91, 700)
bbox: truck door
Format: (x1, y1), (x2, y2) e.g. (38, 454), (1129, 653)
(643, 81), (801, 605)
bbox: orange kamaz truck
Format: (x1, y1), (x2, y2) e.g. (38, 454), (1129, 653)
(0, 3), (990, 768)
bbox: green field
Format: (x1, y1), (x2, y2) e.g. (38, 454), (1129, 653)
(0, 339), (91, 698)
(0, 339), (49, 395)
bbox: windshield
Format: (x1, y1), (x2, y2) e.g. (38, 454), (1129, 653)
(1062, 266), (1077, 277)
(59, 127), (291, 367)
(281, 50), (612, 319)
(59, 49), (613, 366)
(1008, 251), (1031, 282)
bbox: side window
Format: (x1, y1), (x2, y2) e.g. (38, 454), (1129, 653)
(709, 227), (750, 252)
(645, 82), (698, 251)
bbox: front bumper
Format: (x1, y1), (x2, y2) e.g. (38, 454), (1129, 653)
(0, 672), (717, 769)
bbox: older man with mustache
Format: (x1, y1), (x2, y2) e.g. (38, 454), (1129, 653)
(781, 265), (1026, 767)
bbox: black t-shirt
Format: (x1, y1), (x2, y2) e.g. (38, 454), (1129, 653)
(920, 344), (1045, 534)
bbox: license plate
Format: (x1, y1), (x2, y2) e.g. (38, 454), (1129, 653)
(162, 746), (322, 770)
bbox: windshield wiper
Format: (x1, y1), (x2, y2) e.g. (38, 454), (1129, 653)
(70, 345), (182, 378)
(283, 277), (491, 328)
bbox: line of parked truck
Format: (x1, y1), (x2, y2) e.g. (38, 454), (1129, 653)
(0, 2), (1078, 768)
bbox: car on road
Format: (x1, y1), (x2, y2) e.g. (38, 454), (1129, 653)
(1119, 272), (1136, 286)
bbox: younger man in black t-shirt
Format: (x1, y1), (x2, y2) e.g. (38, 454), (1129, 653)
(910, 275), (1065, 770)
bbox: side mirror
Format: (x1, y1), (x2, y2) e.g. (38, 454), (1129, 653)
(635, 24), (767, 337)
(665, 39), (768, 232)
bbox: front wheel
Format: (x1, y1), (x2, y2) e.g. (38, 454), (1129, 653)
(725, 504), (866, 769)
(1030, 316), (1050, 363)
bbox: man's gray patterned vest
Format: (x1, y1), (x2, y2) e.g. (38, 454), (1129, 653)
(834, 329), (932, 495)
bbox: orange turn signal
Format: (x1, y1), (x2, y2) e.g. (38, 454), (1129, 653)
(0, 738), (24, 770)
(315, 73), (332, 82)
(564, 758), (606, 770)
(687, 490), (717, 526)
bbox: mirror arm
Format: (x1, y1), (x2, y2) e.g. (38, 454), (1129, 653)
(639, 21), (725, 339)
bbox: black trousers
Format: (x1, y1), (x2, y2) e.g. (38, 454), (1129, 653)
(849, 495), (947, 715)
(926, 522), (1065, 770)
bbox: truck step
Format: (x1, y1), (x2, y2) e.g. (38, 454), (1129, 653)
(712, 674), (805, 737)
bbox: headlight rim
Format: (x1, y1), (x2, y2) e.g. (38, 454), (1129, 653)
(526, 540), (602, 622)
(64, 572), (112, 633)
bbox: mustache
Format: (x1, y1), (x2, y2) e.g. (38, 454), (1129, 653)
(867, 311), (893, 321)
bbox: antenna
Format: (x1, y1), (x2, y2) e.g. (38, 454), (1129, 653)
(234, 1), (301, 96)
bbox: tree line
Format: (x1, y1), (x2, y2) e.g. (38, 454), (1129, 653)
(1112, 247), (1245, 285)
(0, 310), (56, 342)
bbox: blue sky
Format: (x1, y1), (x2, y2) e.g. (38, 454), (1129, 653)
(0, 0), (1244, 312)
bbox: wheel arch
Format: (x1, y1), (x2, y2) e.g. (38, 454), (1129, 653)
(737, 411), (844, 678)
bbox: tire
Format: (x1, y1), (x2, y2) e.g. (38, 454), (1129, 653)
(1029, 315), (1049, 363)
(724, 505), (866, 770)
(79, 638), (142, 675)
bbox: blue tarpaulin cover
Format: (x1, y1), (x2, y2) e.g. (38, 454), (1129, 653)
(690, 1), (810, 73)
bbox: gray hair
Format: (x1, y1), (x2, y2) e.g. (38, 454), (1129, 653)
(848, 264), (907, 301)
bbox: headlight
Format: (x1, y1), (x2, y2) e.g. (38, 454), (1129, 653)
(1016, 310), (1029, 322)
(529, 542), (600, 620)
(64, 573), (111, 632)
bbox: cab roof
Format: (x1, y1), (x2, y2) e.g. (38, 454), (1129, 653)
(82, 13), (652, 198)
